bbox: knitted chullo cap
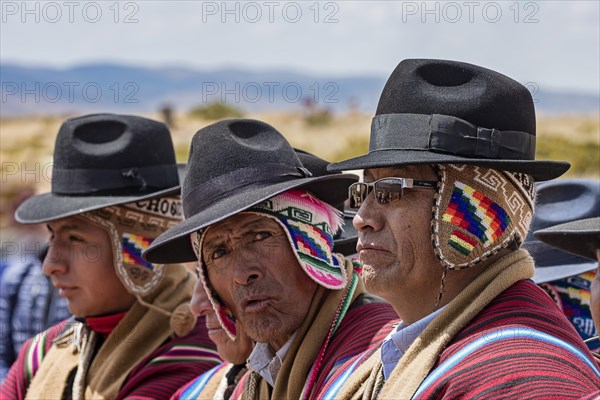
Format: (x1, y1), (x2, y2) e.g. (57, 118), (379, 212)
(433, 164), (536, 269)
(192, 189), (345, 339)
(80, 197), (196, 336)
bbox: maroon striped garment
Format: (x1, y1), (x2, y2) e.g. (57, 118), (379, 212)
(0, 316), (220, 400)
(230, 294), (398, 399)
(415, 280), (600, 399)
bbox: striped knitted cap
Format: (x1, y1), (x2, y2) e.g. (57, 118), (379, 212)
(193, 189), (346, 338)
(432, 164), (535, 269)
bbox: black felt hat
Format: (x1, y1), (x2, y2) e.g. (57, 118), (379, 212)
(16, 113), (181, 224)
(521, 179), (599, 283)
(294, 148), (358, 256)
(143, 119), (358, 263)
(328, 59), (570, 181)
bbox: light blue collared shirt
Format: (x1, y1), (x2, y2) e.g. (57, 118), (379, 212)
(381, 306), (446, 380)
(248, 332), (297, 387)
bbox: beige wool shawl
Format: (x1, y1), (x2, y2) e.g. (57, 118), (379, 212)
(337, 250), (535, 400)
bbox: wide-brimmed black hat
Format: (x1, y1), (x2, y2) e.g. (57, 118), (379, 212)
(522, 179), (599, 283)
(16, 113), (181, 224)
(143, 119), (358, 264)
(294, 148), (358, 256)
(328, 59), (569, 181)
(535, 214), (599, 264)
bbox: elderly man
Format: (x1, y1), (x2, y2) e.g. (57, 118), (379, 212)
(0, 114), (219, 399)
(172, 150), (366, 400)
(327, 59), (600, 398)
(144, 119), (397, 399)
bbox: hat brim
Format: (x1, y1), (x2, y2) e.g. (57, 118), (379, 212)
(532, 261), (597, 284)
(15, 186), (181, 224)
(15, 164), (187, 224)
(144, 173), (358, 264)
(327, 150), (570, 181)
(333, 209), (358, 256)
(534, 217), (600, 260)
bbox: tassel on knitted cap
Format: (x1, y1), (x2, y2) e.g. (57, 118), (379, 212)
(192, 189), (346, 339)
(432, 164), (535, 269)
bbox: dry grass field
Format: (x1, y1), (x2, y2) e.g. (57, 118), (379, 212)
(1, 111), (598, 230)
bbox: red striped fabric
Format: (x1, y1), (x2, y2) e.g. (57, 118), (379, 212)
(416, 280), (600, 399)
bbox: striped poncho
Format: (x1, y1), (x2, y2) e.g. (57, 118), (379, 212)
(334, 250), (600, 399)
(0, 317), (221, 399)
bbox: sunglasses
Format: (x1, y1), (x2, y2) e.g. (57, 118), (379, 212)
(348, 177), (437, 208)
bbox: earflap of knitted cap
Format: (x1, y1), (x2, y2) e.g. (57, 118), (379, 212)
(81, 196), (184, 296)
(432, 164), (535, 269)
(247, 189), (347, 289)
(192, 228), (238, 339)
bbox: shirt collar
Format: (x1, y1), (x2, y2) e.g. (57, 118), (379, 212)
(381, 306), (446, 380)
(248, 332), (297, 387)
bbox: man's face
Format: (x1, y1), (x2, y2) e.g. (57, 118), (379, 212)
(202, 213), (318, 350)
(353, 165), (442, 303)
(190, 277), (253, 364)
(43, 216), (135, 317)
(591, 248), (600, 335)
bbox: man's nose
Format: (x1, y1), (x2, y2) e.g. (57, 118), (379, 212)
(42, 243), (68, 276)
(232, 246), (263, 286)
(190, 281), (213, 316)
(354, 195), (384, 233)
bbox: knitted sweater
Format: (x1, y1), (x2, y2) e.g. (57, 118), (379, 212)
(0, 316), (220, 399)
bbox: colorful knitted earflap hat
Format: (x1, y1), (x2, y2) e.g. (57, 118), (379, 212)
(432, 164), (536, 269)
(192, 189), (346, 338)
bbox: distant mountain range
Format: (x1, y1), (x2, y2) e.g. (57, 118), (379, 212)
(1, 64), (598, 116)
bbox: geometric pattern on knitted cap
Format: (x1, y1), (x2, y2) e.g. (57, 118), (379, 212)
(443, 182), (511, 255)
(191, 188), (346, 339)
(432, 164), (535, 269)
(122, 233), (154, 269)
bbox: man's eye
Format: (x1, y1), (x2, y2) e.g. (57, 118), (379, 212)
(69, 235), (83, 243)
(253, 232), (272, 241)
(212, 249), (227, 260)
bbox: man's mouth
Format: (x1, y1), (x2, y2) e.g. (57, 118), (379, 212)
(241, 295), (274, 313)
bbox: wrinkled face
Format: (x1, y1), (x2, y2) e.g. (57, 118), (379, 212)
(353, 165), (442, 304)
(202, 213), (318, 350)
(592, 248), (600, 335)
(43, 216), (135, 317)
(190, 276), (253, 364)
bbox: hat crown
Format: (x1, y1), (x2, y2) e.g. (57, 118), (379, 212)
(376, 59), (536, 135)
(55, 113), (175, 169)
(182, 119), (306, 217)
(528, 179), (600, 236)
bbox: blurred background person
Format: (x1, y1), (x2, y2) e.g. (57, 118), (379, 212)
(524, 179), (600, 351)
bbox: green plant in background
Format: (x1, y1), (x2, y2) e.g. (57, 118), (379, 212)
(537, 137), (600, 177)
(304, 109), (333, 127)
(189, 102), (244, 120)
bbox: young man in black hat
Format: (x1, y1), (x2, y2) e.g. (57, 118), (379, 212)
(327, 59), (600, 398)
(143, 119), (398, 400)
(0, 114), (219, 399)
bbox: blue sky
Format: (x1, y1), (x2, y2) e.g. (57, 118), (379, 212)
(1, 1), (598, 94)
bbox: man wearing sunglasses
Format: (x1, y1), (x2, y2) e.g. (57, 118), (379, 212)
(328, 59), (600, 398)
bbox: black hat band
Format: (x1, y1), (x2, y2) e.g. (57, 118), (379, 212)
(183, 163), (311, 218)
(370, 114), (536, 160)
(52, 165), (179, 195)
